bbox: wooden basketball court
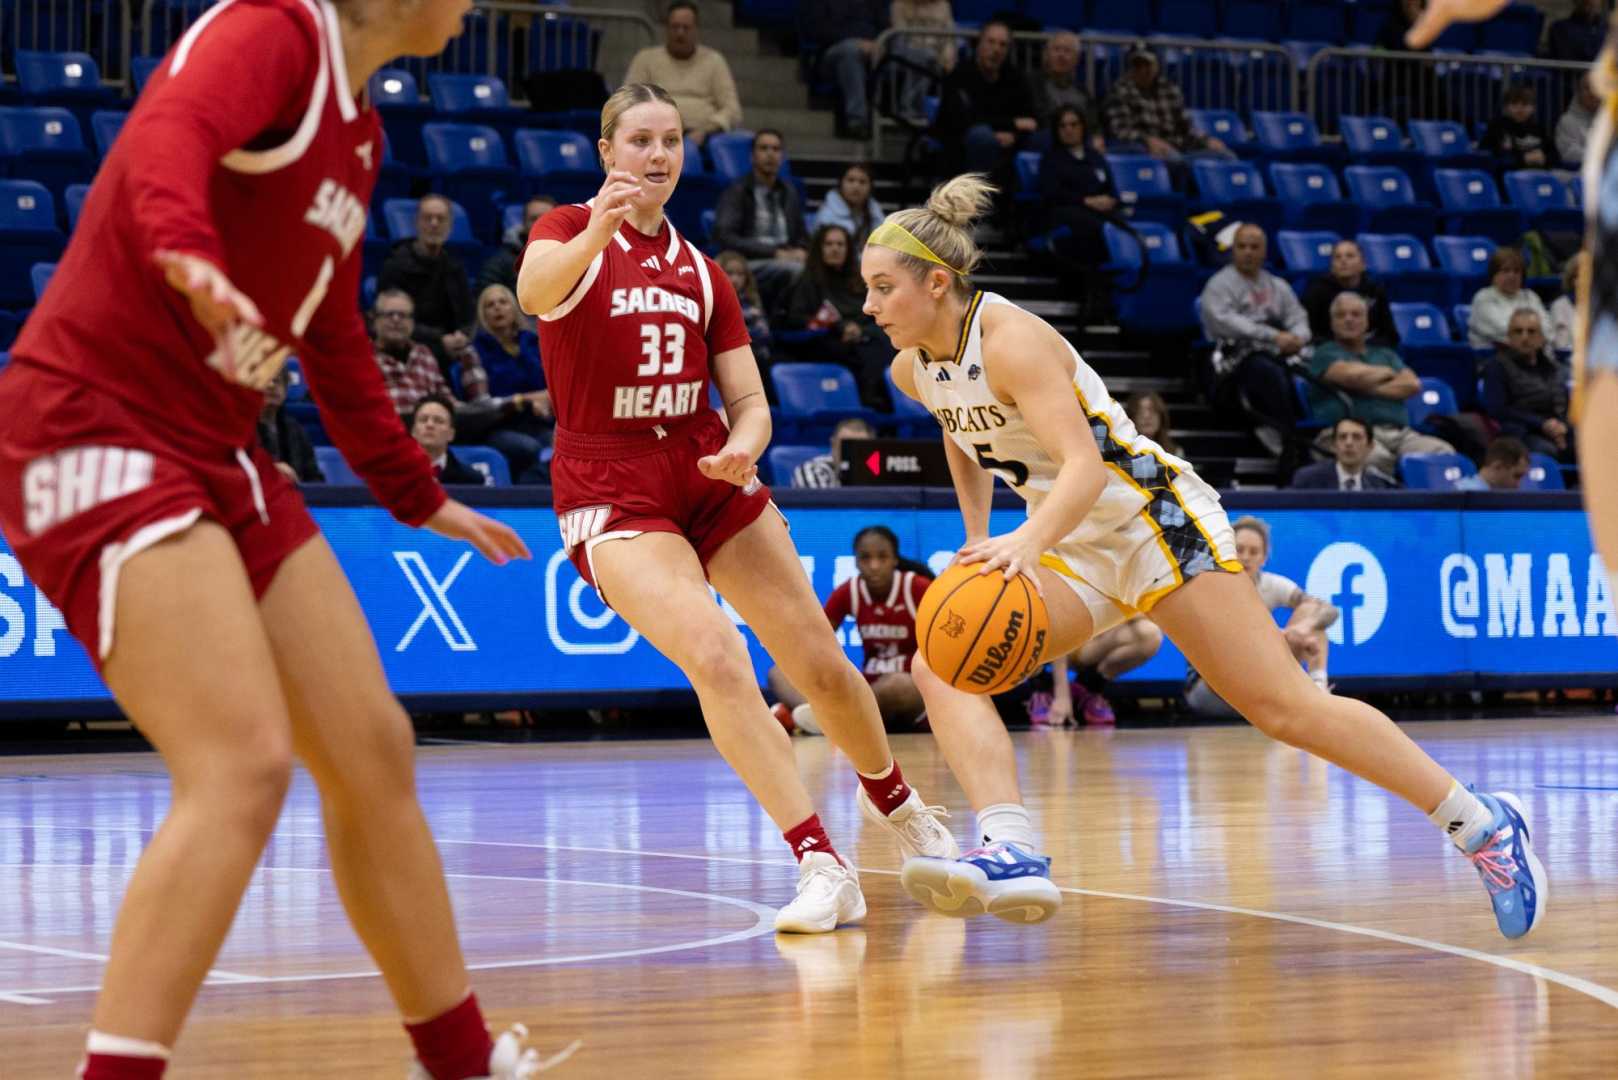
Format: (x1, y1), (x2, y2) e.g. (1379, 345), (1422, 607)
(3, 716), (1616, 1077)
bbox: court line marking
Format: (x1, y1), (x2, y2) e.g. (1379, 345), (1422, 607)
(4, 826), (1614, 1012)
(0, 863), (777, 1001)
(0, 938), (259, 996)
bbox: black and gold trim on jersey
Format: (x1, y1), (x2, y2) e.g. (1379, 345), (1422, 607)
(920, 291), (985, 365)
(1073, 386), (1241, 609)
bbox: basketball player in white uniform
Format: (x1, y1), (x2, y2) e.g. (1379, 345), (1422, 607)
(862, 175), (1544, 937)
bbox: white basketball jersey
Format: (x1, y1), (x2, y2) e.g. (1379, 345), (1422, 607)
(910, 291), (1198, 545)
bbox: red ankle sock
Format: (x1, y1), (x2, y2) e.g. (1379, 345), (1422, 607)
(79, 1054), (167, 1079)
(784, 813), (837, 862)
(405, 992), (495, 1080)
(856, 759), (912, 817)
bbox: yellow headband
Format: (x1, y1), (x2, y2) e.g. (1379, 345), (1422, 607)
(867, 219), (966, 276)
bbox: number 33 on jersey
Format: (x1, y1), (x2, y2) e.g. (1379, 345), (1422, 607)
(527, 202), (752, 433)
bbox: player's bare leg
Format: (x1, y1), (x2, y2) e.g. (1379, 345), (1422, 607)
(871, 673), (924, 725)
(93, 523), (295, 1047)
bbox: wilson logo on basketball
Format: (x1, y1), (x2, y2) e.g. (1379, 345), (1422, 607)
(941, 610), (967, 638)
(966, 609), (1025, 688)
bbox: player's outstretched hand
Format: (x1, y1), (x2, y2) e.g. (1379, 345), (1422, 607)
(424, 500), (532, 566)
(697, 447), (758, 488)
(1404, 0), (1511, 48)
(588, 170), (643, 239)
(153, 250), (264, 338)
(957, 528), (1045, 593)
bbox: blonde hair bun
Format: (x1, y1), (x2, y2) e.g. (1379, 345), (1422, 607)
(924, 173), (996, 230)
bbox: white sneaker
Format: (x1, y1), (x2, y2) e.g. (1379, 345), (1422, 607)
(791, 703), (823, 735)
(858, 785), (960, 861)
(774, 851), (866, 933)
(407, 1024), (581, 1079)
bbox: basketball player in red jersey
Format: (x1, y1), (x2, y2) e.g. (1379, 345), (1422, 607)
(515, 84), (957, 933)
(768, 524), (930, 734)
(0, 2), (569, 1077)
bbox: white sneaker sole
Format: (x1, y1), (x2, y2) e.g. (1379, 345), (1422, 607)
(773, 890), (867, 934)
(900, 858), (1062, 924)
(1494, 791), (1548, 937)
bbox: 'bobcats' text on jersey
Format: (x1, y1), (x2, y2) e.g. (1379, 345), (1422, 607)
(825, 571), (930, 679)
(528, 203), (751, 434)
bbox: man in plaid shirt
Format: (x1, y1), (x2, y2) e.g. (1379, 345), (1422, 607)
(372, 288), (457, 417)
(1103, 46), (1231, 165)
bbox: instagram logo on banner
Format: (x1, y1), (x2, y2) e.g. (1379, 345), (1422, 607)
(544, 550), (641, 655)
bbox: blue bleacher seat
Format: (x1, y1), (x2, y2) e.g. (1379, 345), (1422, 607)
(1401, 452), (1477, 490)
(1187, 108), (1254, 154)
(706, 130), (758, 183)
(89, 109), (126, 159)
(427, 72), (510, 113)
(1105, 154), (1185, 227)
(369, 67), (433, 167)
(421, 122), (517, 241)
(1251, 111), (1343, 165)
(0, 106), (95, 190)
(765, 444), (825, 487)
(1408, 119), (1493, 171)
(512, 129), (600, 205)
(314, 446), (360, 485)
(1275, 229), (1340, 273)
(1501, 170), (1583, 234)
(0, 348), (9, 370)
(0, 178), (62, 307)
(1103, 222), (1206, 334)
(1404, 376), (1459, 432)
(1222, 0), (1283, 39)
(770, 363), (877, 427)
(1013, 152), (1040, 205)
(1432, 234), (1497, 306)
(454, 445), (509, 486)
(1358, 232), (1450, 307)
(131, 56), (162, 96)
(1292, 374), (1331, 432)
(1342, 165), (1437, 240)
(883, 367), (933, 434)
(1453, 303), (1472, 337)
(529, 14), (602, 72)
(1191, 159), (1283, 236)
(1268, 163), (1358, 235)
(1389, 300), (1480, 407)
(1339, 116), (1423, 172)
(1432, 168), (1526, 246)
(30, 261), (56, 303)
(14, 51), (118, 106)
(1287, 0), (1348, 42)
(0, 315), (17, 351)
(1522, 452), (1565, 491)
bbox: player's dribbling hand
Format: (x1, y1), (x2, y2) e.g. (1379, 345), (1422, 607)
(958, 527), (1045, 593)
(697, 447), (758, 487)
(1404, 0), (1511, 49)
(424, 500), (533, 566)
(153, 250), (264, 359)
(588, 170), (643, 239)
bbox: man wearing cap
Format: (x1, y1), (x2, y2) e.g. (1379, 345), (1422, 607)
(1104, 45), (1230, 175)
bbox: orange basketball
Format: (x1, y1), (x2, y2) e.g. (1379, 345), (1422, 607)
(915, 563), (1050, 695)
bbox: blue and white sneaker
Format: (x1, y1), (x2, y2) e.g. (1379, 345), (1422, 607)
(1464, 788), (1547, 940)
(899, 840), (1062, 924)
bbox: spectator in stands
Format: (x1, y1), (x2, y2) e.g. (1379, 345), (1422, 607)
(622, 1), (741, 145)
(1546, 0), (1606, 63)
(1037, 105), (1118, 266)
(815, 162), (886, 251)
(464, 284), (550, 483)
(378, 194), (473, 371)
(1290, 417), (1401, 490)
(372, 288), (458, 417)
(782, 224), (893, 407)
(1455, 436), (1532, 491)
(1481, 84), (1551, 170)
(1468, 247), (1550, 348)
(712, 129), (810, 306)
(478, 195), (556, 294)
(1104, 46), (1229, 170)
(1302, 239), (1400, 347)
(1030, 31), (1103, 150)
(1199, 224), (1307, 454)
(933, 19), (1039, 178)
(1305, 291), (1455, 472)
(800, 0), (887, 140)
(1556, 74), (1600, 168)
(1550, 256), (1580, 353)
(258, 367), (323, 483)
(792, 417), (875, 488)
(1185, 515), (1338, 718)
(409, 395), (486, 485)
(717, 250), (774, 375)
(1484, 309), (1574, 461)
(889, 0), (957, 125)
(1042, 617), (1162, 727)
(1124, 391), (1182, 459)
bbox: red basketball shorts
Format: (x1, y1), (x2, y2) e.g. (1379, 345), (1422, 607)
(549, 409), (774, 602)
(0, 362), (319, 670)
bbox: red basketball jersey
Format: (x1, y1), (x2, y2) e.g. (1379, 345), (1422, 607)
(528, 204), (750, 434)
(9, 0), (440, 524)
(825, 570), (930, 678)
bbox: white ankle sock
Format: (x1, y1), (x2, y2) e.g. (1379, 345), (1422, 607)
(1309, 667), (1329, 690)
(86, 1030), (172, 1059)
(975, 803), (1036, 850)
(1428, 781), (1497, 852)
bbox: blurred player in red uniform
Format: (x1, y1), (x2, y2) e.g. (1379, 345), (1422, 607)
(768, 524), (930, 734)
(0, 2), (562, 1077)
(516, 84), (957, 934)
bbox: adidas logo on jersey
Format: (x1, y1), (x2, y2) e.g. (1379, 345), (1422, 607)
(935, 368), (951, 382)
(641, 255), (661, 272)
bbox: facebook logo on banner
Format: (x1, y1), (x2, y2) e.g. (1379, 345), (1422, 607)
(1305, 541), (1388, 646)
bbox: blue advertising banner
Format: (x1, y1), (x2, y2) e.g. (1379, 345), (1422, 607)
(1, 493), (1612, 713)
